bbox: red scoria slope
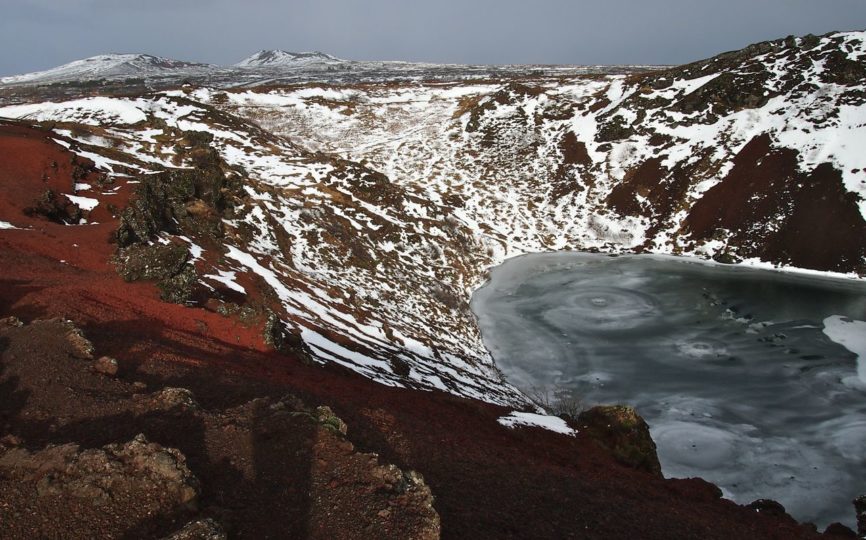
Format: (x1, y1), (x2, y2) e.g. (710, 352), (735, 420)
(0, 120), (855, 539)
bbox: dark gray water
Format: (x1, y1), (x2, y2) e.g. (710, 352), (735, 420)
(472, 252), (866, 529)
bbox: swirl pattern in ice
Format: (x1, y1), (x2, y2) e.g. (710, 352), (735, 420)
(472, 252), (866, 529)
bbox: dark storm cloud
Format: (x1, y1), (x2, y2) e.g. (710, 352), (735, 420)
(2, 0), (865, 76)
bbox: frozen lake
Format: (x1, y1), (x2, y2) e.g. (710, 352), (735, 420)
(472, 252), (866, 529)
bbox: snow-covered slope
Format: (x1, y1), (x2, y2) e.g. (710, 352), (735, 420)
(235, 50), (344, 67)
(0, 30), (864, 406)
(0, 54), (213, 85)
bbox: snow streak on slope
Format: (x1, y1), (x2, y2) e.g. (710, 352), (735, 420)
(205, 30), (866, 269)
(0, 92), (524, 404)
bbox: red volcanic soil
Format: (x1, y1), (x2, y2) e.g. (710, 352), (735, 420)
(0, 121), (854, 539)
(685, 134), (866, 273)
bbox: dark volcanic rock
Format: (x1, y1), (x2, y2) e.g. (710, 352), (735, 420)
(24, 188), (82, 224)
(746, 499), (798, 524)
(577, 405), (662, 476)
(855, 495), (866, 536)
(685, 134), (866, 274)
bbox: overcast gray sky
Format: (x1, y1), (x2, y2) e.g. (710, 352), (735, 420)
(2, 0), (865, 76)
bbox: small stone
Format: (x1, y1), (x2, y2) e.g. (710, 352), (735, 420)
(162, 518), (226, 540)
(149, 388), (199, 410)
(0, 316), (24, 328)
(316, 406), (348, 435)
(63, 324), (94, 359)
(377, 509), (391, 519)
(132, 381), (148, 392)
(93, 356), (119, 376)
(0, 434), (24, 447)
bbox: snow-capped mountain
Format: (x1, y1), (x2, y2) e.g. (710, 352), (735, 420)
(0, 52), (644, 94)
(0, 31), (864, 406)
(0, 54), (214, 85)
(235, 50), (344, 67)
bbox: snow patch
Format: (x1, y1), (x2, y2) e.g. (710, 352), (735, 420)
(0, 97), (147, 125)
(66, 194), (99, 211)
(497, 411), (577, 436)
(204, 270), (246, 294)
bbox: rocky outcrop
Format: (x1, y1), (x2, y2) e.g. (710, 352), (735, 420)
(0, 434), (199, 536)
(0, 318), (441, 539)
(577, 405), (662, 476)
(23, 188), (82, 224)
(855, 495), (866, 536)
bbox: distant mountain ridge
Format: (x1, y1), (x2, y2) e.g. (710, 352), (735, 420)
(0, 50), (346, 85)
(0, 54), (214, 84)
(0, 50), (652, 91)
(234, 50), (344, 67)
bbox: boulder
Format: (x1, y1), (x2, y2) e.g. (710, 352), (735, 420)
(577, 405), (662, 476)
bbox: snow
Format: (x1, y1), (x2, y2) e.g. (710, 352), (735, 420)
(66, 194), (99, 211)
(177, 236), (204, 260)
(235, 50), (343, 68)
(0, 97), (147, 125)
(0, 53), (212, 85)
(823, 315), (866, 383)
(0, 220), (20, 230)
(204, 270), (246, 294)
(497, 411), (577, 436)
(672, 73), (721, 95)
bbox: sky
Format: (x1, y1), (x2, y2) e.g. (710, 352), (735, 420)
(1, 0), (865, 76)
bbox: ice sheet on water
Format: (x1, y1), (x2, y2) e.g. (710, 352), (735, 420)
(823, 315), (866, 383)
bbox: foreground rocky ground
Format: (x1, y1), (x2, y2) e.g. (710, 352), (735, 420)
(1, 120), (862, 539)
(0, 318), (439, 539)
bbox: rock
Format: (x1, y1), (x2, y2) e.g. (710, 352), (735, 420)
(59, 322), (94, 359)
(0, 434), (24, 448)
(746, 499), (797, 525)
(23, 189), (82, 224)
(712, 250), (743, 265)
(92, 356), (119, 376)
(0, 434), (200, 509)
(162, 518), (226, 540)
(855, 495), (866, 536)
(577, 405), (662, 476)
(823, 522), (857, 537)
(148, 387), (199, 411)
(370, 464), (404, 491)
(316, 405), (348, 435)
(113, 242), (199, 304)
(0, 316), (23, 328)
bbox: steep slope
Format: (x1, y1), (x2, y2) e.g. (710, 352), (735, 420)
(0, 54), (214, 85)
(0, 122), (853, 538)
(2, 31), (866, 537)
(235, 50), (344, 67)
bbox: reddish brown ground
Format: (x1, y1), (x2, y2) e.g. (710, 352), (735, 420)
(1, 121), (856, 538)
(685, 134), (866, 273)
